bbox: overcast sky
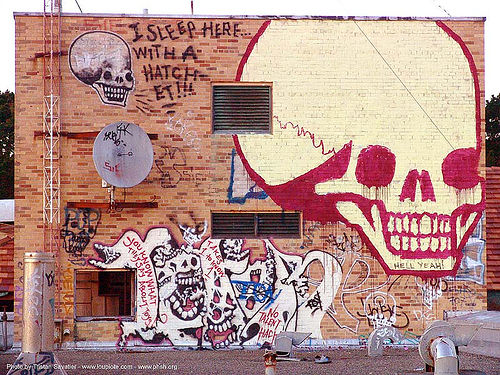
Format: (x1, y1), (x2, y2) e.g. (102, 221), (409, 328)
(2, 0), (499, 98)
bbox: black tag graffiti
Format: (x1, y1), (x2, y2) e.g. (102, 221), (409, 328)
(60, 207), (101, 263)
(305, 291), (323, 314)
(46, 271), (55, 287)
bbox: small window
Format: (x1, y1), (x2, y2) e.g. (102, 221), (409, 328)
(212, 212), (301, 238)
(76, 270), (134, 319)
(212, 83), (272, 133)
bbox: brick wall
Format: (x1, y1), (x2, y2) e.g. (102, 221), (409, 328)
(486, 167), (500, 290)
(14, 15), (486, 348)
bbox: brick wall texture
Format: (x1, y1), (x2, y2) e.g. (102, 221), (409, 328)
(14, 15), (486, 348)
(486, 167), (500, 290)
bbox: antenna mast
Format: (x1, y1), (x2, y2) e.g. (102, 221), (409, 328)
(42, 0), (62, 254)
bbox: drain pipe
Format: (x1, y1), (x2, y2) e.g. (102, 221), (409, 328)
(430, 337), (458, 375)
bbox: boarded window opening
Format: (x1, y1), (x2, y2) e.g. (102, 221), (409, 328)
(212, 84), (272, 133)
(212, 212), (301, 238)
(76, 270), (134, 319)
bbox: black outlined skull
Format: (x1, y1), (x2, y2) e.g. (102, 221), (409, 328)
(219, 239), (250, 275)
(151, 237), (205, 321)
(69, 31), (134, 107)
(204, 272), (238, 349)
(235, 20), (484, 277)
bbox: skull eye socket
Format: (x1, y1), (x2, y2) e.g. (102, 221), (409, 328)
(355, 145), (396, 188)
(191, 257), (198, 267)
(125, 72), (133, 82)
(442, 148), (480, 189)
(226, 294), (234, 306)
(213, 290), (220, 304)
(103, 71), (112, 80)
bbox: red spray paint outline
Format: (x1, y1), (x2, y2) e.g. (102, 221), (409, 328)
(233, 20), (485, 277)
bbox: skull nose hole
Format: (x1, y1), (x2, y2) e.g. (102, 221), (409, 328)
(399, 170), (436, 202)
(213, 290), (220, 304)
(182, 260), (188, 268)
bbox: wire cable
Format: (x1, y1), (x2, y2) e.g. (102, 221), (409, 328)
(333, 0), (456, 150)
(351, 20), (455, 151)
(74, 0), (83, 13)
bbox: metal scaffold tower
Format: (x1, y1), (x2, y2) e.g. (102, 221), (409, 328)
(42, 0), (62, 253)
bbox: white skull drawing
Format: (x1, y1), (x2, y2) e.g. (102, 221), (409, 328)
(150, 244), (205, 321)
(69, 31), (134, 107)
(218, 239), (250, 275)
(235, 20), (484, 277)
(204, 272), (238, 349)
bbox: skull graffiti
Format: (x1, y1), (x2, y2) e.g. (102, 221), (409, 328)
(219, 239), (250, 275)
(235, 20), (484, 277)
(69, 31), (135, 107)
(204, 273), (239, 349)
(155, 247), (205, 321)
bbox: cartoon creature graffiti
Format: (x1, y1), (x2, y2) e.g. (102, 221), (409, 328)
(90, 228), (204, 347)
(69, 31), (135, 107)
(90, 226), (343, 348)
(234, 20), (484, 277)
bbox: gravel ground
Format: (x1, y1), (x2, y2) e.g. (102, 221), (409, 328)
(0, 347), (498, 375)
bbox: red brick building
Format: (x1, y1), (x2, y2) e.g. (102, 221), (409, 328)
(14, 13), (487, 348)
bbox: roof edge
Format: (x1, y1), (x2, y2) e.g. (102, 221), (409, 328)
(13, 12), (486, 21)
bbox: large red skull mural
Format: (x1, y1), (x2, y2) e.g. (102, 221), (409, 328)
(234, 20), (484, 277)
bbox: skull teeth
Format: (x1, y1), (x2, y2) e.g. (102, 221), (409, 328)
(98, 83), (129, 103)
(387, 212), (451, 252)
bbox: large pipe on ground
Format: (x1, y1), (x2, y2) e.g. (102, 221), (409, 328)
(430, 337), (458, 375)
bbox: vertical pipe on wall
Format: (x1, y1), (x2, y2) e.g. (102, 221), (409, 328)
(22, 252), (55, 353)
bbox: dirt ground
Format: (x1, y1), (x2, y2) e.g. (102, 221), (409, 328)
(0, 347), (498, 375)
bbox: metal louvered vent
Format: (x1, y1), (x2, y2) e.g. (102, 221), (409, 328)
(212, 85), (272, 133)
(212, 212), (256, 237)
(257, 212), (301, 237)
(211, 212), (300, 238)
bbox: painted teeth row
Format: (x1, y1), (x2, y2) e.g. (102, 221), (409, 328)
(103, 86), (125, 93)
(175, 275), (202, 285)
(209, 317), (233, 333)
(390, 235), (450, 252)
(387, 212), (451, 236)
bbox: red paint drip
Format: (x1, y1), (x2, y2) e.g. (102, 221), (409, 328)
(442, 148), (480, 190)
(274, 115), (336, 156)
(355, 145), (395, 187)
